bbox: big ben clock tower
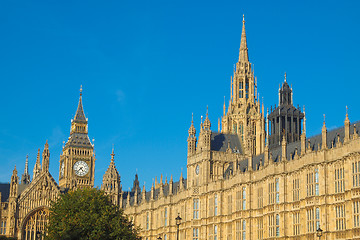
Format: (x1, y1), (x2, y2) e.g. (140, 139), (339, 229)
(59, 86), (95, 189)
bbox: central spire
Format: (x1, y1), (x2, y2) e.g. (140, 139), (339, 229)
(239, 14), (249, 63)
(74, 85), (87, 123)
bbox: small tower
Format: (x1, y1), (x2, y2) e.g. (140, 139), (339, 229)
(21, 155), (30, 184)
(269, 73), (304, 148)
(7, 166), (18, 236)
(33, 149), (41, 179)
(101, 149), (121, 205)
(42, 140), (50, 172)
(132, 173), (141, 193)
(198, 108), (212, 152)
(187, 114), (197, 156)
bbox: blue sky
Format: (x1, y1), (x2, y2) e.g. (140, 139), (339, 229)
(0, 0), (359, 190)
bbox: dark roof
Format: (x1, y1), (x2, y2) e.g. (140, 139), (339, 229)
(74, 96), (87, 123)
(211, 132), (243, 153)
(268, 105), (303, 118)
(0, 183), (10, 202)
(226, 121), (360, 175)
(65, 132), (93, 149)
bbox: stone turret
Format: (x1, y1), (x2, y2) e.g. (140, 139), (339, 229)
(33, 149), (41, 179)
(101, 149), (121, 205)
(269, 74), (304, 148)
(7, 166), (18, 236)
(42, 140), (50, 172)
(187, 114), (197, 156)
(198, 108), (212, 152)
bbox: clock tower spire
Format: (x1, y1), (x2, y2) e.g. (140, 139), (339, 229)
(59, 86), (95, 189)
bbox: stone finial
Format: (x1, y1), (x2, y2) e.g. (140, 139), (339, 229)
(322, 115), (327, 150)
(281, 135), (287, 161)
(344, 106), (350, 142)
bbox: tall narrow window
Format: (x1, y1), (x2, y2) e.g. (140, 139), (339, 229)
(335, 167), (345, 193)
(315, 207), (320, 230)
(269, 179), (276, 204)
(193, 198), (199, 219)
(268, 215), (275, 237)
(275, 178), (280, 203)
(315, 168), (319, 195)
(307, 168), (319, 197)
(228, 194), (232, 214)
(242, 187), (246, 210)
(292, 178), (300, 201)
(242, 220), (246, 240)
(354, 200), (360, 227)
(146, 212), (149, 230)
(257, 218), (263, 240)
(239, 82), (244, 98)
(236, 191), (241, 211)
(245, 80), (249, 99)
(193, 228), (199, 240)
(293, 212), (300, 235)
(227, 223), (232, 240)
(0, 221), (6, 235)
(353, 160), (360, 187)
(236, 221), (241, 240)
(209, 196), (214, 217)
(164, 208), (168, 226)
(214, 194), (218, 216)
(276, 214), (280, 237)
(336, 204), (346, 230)
(214, 225), (218, 240)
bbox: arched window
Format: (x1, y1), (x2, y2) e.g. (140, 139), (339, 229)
(22, 208), (49, 240)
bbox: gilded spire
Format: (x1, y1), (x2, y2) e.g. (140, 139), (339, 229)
(239, 14), (249, 62)
(74, 85), (87, 122)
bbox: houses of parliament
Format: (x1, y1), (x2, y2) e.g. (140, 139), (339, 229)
(1, 17), (360, 240)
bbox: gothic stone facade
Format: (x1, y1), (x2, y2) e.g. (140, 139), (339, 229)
(1, 18), (360, 240)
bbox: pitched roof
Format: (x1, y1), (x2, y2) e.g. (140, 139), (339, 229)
(0, 183), (10, 202)
(74, 95), (87, 123)
(211, 132), (243, 153)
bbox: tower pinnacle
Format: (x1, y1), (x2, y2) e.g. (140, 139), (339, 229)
(74, 86), (87, 123)
(239, 14), (249, 63)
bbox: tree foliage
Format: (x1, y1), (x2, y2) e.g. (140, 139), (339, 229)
(46, 188), (140, 240)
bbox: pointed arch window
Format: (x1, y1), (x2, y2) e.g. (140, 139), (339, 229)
(22, 208), (49, 240)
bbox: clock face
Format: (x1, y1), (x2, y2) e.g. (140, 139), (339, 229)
(73, 161), (89, 177)
(195, 165), (200, 175)
(60, 162), (64, 177)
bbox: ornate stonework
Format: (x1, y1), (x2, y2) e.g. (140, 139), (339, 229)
(1, 17), (360, 240)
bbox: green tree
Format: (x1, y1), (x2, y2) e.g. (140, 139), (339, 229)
(46, 188), (140, 240)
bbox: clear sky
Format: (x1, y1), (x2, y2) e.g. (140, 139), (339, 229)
(0, 0), (359, 190)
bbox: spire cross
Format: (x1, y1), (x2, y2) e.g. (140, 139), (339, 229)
(284, 72), (287, 82)
(323, 114), (326, 124)
(191, 113), (194, 123)
(346, 105), (348, 116)
(80, 85), (83, 96)
(206, 105), (209, 117)
(242, 14), (245, 23)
